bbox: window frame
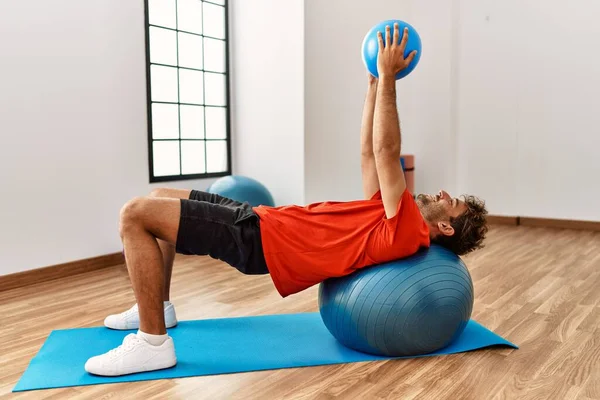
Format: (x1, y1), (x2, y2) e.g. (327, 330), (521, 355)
(144, 0), (232, 183)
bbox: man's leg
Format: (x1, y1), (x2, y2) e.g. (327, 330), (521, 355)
(148, 188), (191, 301)
(119, 196), (182, 334)
(85, 196), (181, 376)
(104, 189), (189, 330)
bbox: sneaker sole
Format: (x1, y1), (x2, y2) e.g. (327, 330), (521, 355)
(87, 359), (178, 376)
(104, 320), (178, 330)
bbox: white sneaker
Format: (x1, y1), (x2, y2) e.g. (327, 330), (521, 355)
(104, 302), (178, 330)
(85, 333), (177, 376)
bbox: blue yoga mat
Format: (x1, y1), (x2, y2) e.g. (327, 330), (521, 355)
(14, 312), (517, 392)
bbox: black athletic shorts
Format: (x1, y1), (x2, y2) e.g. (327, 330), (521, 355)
(175, 190), (270, 275)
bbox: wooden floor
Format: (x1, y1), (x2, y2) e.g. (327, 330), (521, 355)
(1, 225), (600, 399)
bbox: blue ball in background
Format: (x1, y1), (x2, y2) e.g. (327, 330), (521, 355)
(207, 175), (275, 207)
(318, 245), (473, 357)
(362, 19), (422, 80)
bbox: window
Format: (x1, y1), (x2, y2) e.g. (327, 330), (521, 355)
(144, 0), (230, 182)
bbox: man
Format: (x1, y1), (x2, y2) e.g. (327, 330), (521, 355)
(85, 24), (487, 376)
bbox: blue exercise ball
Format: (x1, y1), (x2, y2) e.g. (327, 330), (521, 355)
(207, 175), (275, 207)
(362, 19), (422, 80)
(318, 245), (473, 357)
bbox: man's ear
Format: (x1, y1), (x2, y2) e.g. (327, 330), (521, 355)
(437, 221), (455, 237)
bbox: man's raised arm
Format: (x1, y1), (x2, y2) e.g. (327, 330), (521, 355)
(361, 74), (380, 199)
(373, 23), (417, 219)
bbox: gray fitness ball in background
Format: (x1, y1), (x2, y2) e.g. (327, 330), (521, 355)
(318, 245), (474, 357)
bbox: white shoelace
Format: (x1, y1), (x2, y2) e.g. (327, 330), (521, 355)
(108, 334), (140, 360)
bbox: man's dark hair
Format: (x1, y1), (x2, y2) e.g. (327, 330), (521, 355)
(431, 195), (488, 256)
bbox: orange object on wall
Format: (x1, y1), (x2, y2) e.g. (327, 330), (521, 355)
(400, 154), (415, 194)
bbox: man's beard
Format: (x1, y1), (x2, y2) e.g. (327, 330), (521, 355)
(416, 195), (446, 223)
(416, 193), (430, 206)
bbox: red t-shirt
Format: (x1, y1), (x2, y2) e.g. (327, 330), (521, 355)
(252, 189), (430, 297)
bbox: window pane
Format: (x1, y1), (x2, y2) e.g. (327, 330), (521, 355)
(178, 32), (203, 70)
(180, 105), (204, 139)
(203, 3), (225, 39)
(153, 141), (180, 176)
(152, 103), (179, 139)
(204, 73), (226, 105)
(151, 65), (179, 102)
(179, 69), (204, 104)
(177, 0), (202, 34)
(205, 107), (226, 139)
(203, 38), (225, 72)
(150, 27), (177, 66)
(206, 140), (228, 172)
(148, 0), (176, 29)
(210, 0), (225, 5)
(181, 140), (206, 174)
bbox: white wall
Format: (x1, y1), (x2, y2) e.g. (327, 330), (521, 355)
(456, 0), (600, 220)
(229, 0), (305, 206)
(402, 0), (457, 197)
(0, 0), (218, 275)
(515, 0), (600, 220)
(455, 0), (521, 216)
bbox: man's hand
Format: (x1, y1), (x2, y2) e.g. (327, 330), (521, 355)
(376, 23), (417, 79)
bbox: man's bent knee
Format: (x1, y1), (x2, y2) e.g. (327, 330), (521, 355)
(119, 197), (147, 237)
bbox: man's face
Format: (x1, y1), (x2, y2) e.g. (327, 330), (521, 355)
(416, 190), (468, 225)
